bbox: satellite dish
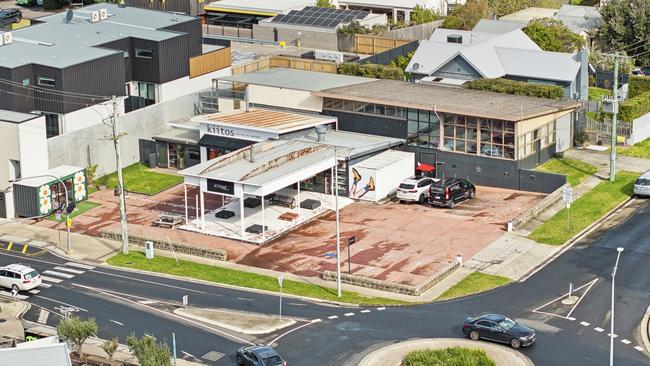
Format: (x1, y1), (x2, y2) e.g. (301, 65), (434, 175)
(412, 63), (420, 71)
(65, 9), (73, 23)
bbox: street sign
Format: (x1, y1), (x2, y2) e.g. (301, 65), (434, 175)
(66, 217), (72, 228)
(347, 236), (356, 246)
(277, 274), (284, 288)
(562, 186), (574, 204)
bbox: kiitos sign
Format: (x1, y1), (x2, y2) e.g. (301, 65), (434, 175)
(202, 122), (278, 142)
(206, 125), (235, 137)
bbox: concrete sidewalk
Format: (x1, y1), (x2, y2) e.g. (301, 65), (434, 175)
(564, 148), (650, 174)
(0, 299), (29, 341)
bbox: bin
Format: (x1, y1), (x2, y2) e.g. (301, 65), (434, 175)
(145, 240), (154, 259)
(148, 153), (157, 169)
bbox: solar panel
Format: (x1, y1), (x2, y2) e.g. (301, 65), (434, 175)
(270, 6), (370, 28)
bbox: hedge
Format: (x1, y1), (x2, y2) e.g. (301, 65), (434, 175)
(463, 78), (565, 99)
(619, 91), (650, 122)
(628, 76), (650, 98)
(338, 62), (404, 80)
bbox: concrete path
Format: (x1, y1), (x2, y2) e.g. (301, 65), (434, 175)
(565, 148), (650, 174)
(0, 299), (29, 340)
(357, 338), (534, 366)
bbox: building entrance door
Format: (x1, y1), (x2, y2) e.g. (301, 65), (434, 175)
(0, 192), (6, 218)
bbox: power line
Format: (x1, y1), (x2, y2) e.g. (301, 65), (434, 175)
(0, 78), (113, 100)
(0, 89), (112, 108)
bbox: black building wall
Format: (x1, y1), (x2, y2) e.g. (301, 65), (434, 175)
(158, 34), (190, 83)
(130, 38), (162, 84)
(97, 38), (133, 82)
(323, 110), (407, 139)
(31, 65), (64, 114)
(11, 65), (34, 113)
(163, 18), (202, 57)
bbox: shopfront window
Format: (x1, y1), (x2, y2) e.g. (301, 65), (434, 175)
(442, 114), (514, 159)
(207, 147), (230, 160)
(407, 109), (440, 149)
(517, 120), (555, 159)
(323, 98), (405, 120)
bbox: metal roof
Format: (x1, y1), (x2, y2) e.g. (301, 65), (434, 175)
(472, 19), (525, 34)
(271, 6), (369, 29)
(556, 5), (601, 35)
(338, 0), (433, 10)
(314, 80), (581, 122)
(496, 47), (581, 82)
(0, 343), (71, 366)
(204, 0), (314, 16)
(296, 130), (404, 159)
(217, 68), (376, 92)
(194, 108), (336, 134)
(499, 7), (558, 24)
(0, 3), (195, 69)
(14, 165), (83, 187)
(351, 150), (412, 170)
(153, 128), (200, 145)
(0, 110), (42, 124)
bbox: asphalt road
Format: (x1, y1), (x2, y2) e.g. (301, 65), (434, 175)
(1, 198), (649, 365)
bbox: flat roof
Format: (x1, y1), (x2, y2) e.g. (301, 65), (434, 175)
(338, 0), (430, 10)
(204, 0), (314, 16)
(194, 108), (335, 134)
(15, 165), (83, 187)
(352, 150), (413, 170)
(499, 7), (557, 24)
(314, 80), (581, 121)
(153, 128), (200, 145)
(181, 139), (335, 187)
(217, 68), (376, 92)
(0, 3), (195, 69)
(0, 110), (42, 124)
(296, 130), (404, 158)
(0, 343), (71, 366)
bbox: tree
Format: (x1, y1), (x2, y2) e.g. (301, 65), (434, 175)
(523, 18), (585, 52)
(102, 337), (119, 360)
(589, 50), (636, 74)
(127, 334), (172, 366)
(389, 52), (414, 70)
(488, 0), (563, 17)
(57, 316), (98, 356)
(442, 0), (491, 30)
(316, 0), (335, 8)
(410, 5), (440, 25)
(597, 0), (650, 66)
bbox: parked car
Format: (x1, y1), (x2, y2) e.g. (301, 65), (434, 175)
(642, 66), (650, 76)
(397, 176), (438, 203)
(0, 9), (22, 26)
(0, 264), (41, 292)
(236, 345), (286, 366)
(463, 313), (536, 349)
(429, 178), (475, 208)
(633, 170), (650, 197)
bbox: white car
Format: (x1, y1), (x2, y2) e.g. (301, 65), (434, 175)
(397, 176), (439, 203)
(633, 170), (650, 197)
(0, 264), (42, 292)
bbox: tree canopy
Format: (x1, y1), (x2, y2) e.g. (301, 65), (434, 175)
(523, 18), (585, 52)
(597, 0), (650, 66)
(127, 334), (172, 366)
(442, 0), (491, 30)
(589, 50), (636, 74)
(410, 5), (440, 25)
(315, 0), (335, 8)
(57, 316), (98, 356)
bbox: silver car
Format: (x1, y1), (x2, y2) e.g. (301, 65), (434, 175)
(634, 171), (650, 197)
(0, 264), (42, 292)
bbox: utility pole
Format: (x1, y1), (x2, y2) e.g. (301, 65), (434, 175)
(609, 52), (620, 182)
(334, 147), (341, 298)
(109, 95), (129, 254)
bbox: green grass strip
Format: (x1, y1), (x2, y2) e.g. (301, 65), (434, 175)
(107, 252), (407, 305)
(618, 138), (650, 160)
(46, 201), (101, 221)
(528, 171), (638, 245)
(99, 163), (183, 195)
(403, 347), (496, 366)
(437, 272), (511, 301)
(536, 158), (597, 187)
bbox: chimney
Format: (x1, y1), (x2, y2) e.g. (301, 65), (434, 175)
(244, 86), (250, 112)
(315, 125), (328, 142)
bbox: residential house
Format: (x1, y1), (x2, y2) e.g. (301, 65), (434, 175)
(335, 0), (466, 21)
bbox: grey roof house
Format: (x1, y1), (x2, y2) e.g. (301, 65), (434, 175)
(405, 28), (589, 101)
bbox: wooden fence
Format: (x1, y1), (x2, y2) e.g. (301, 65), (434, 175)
(584, 117), (632, 137)
(232, 56), (336, 75)
(189, 47), (232, 78)
(202, 24), (253, 39)
(355, 34), (411, 54)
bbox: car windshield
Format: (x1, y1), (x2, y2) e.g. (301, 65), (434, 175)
(431, 185), (445, 192)
(636, 178), (649, 185)
(399, 183), (415, 189)
(498, 317), (517, 330)
(24, 270), (39, 280)
(262, 355), (283, 365)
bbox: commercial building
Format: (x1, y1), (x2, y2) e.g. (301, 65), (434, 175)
(203, 0), (314, 28)
(336, 0), (466, 20)
(124, 0), (207, 16)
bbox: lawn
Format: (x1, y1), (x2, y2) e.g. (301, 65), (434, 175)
(536, 158), (597, 187)
(403, 347), (495, 366)
(107, 252), (407, 306)
(528, 171), (638, 245)
(99, 163), (183, 195)
(46, 201), (101, 221)
(588, 87), (611, 101)
(618, 138), (650, 159)
(436, 272), (511, 301)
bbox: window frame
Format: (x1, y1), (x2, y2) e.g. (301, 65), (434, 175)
(37, 76), (56, 88)
(135, 48), (154, 59)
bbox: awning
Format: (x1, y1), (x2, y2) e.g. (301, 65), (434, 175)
(416, 162), (435, 172)
(153, 128), (199, 145)
(198, 134), (254, 151)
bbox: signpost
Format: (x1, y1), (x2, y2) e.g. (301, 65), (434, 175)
(182, 295), (188, 308)
(563, 186), (574, 230)
(347, 236), (356, 274)
(278, 274), (284, 320)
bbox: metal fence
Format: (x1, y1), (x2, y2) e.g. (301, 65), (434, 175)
(584, 117), (632, 138)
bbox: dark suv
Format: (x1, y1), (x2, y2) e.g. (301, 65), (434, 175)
(0, 9), (22, 26)
(429, 178), (475, 208)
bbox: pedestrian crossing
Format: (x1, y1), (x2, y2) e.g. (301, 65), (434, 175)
(0, 261), (95, 300)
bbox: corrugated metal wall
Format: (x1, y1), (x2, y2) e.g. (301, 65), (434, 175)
(98, 38), (133, 82)
(164, 18), (202, 57)
(13, 184), (38, 218)
(158, 35), (190, 83)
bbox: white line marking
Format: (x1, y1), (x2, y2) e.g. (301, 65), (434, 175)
(532, 279), (598, 320)
(288, 302), (306, 306)
(40, 276), (63, 283)
(344, 312), (354, 317)
(0, 290), (28, 300)
(138, 300), (158, 305)
(311, 319), (322, 323)
(580, 321), (590, 327)
(634, 346), (644, 352)
(28, 289), (41, 294)
(568, 317), (576, 321)
(621, 339), (631, 345)
(566, 279), (598, 318)
(39, 283), (52, 288)
(42, 270), (74, 279)
(607, 333), (618, 338)
(181, 350), (197, 359)
(109, 319), (124, 326)
(377, 307), (385, 311)
(37, 309), (49, 324)
(54, 266), (85, 274)
(89, 270), (211, 295)
(65, 262), (95, 270)
(237, 297), (253, 301)
(33, 295), (88, 312)
(360, 310), (371, 313)
(327, 316), (338, 319)
(268, 322), (316, 346)
(595, 327), (604, 332)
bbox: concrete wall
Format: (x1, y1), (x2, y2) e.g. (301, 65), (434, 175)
(159, 67), (231, 102)
(61, 99), (125, 134)
(249, 85), (323, 112)
(380, 20), (443, 41)
(18, 117), (49, 180)
(555, 113), (572, 152)
(253, 23), (339, 51)
(48, 92), (202, 177)
(0, 122), (19, 192)
(628, 113), (650, 145)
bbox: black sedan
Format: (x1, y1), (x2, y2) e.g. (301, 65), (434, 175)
(462, 313), (536, 349)
(236, 345), (286, 366)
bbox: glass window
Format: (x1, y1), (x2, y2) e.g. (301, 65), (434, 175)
(480, 129), (490, 143)
(444, 138), (454, 151)
(331, 99), (343, 110)
(38, 76), (56, 87)
(456, 115), (466, 126)
(492, 120), (503, 131)
(466, 117), (477, 128)
(375, 104), (385, 115)
(455, 139), (465, 152)
(385, 105), (396, 117)
(456, 126), (466, 139)
(467, 126), (477, 141)
(408, 109), (419, 121)
(444, 124), (454, 137)
(466, 140), (477, 154)
(492, 131), (503, 145)
(504, 121), (515, 132)
(342, 100), (353, 111)
(504, 146), (515, 159)
(135, 48), (153, 59)
(22, 78), (30, 86)
(363, 103), (375, 114)
(45, 114), (59, 138)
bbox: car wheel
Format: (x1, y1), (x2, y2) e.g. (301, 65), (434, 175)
(399, 200), (404, 204)
(469, 330), (480, 341)
(510, 338), (521, 349)
(11, 284), (19, 293)
(235, 354), (243, 365)
(448, 199), (455, 209)
(470, 190), (476, 199)
(418, 194), (424, 203)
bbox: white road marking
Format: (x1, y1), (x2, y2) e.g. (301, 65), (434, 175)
(34, 295), (87, 312)
(580, 321), (590, 327)
(237, 297), (254, 301)
(0, 290), (28, 300)
(138, 300), (158, 305)
(634, 346), (644, 352)
(532, 279), (598, 320)
(54, 266), (85, 274)
(181, 350), (197, 359)
(288, 302), (306, 306)
(90, 269), (211, 295)
(344, 312), (354, 317)
(109, 319), (124, 326)
(40, 276), (63, 284)
(42, 270), (74, 279)
(268, 322), (318, 346)
(377, 307), (385, 311)
(621, 339), (631, 345)
(568, 317), (576, 321)
(39, 283), (52, 288)
(37, 309), (49, 324)
(607, 333), (618, 338)
(328, 316), (338, 319)
(360, 310), (371, 313)
(65, 262), (96, 270)
(311, 319), (322, 323)
(594, 327), (604, 332)
(28, 289), (41, 294)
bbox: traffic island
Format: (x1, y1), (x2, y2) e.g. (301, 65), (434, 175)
(173, 307), (296, 335)
(358, 338), (534, 366)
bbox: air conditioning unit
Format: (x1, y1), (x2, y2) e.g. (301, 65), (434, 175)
(90, 11), (100, 23)
(314, 49), (344, 64)
(99, 8), (108, 20)
(2, 32), (13, 45)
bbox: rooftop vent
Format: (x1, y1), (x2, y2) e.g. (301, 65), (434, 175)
(99, 8), (108, 20)
(90, 10), (100, 23)
(447, 34), (462, 44)
(0, 32), (13, 46)
(315, 124), (328, 142)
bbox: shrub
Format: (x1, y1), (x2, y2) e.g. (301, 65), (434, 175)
(403, 347), (495, 366)
(463, 78), (565, 99)
(619, 91), (650, 122)
(628, 75), (650, 98)
(410, 5), (440, 25)
(57, 316), (98, 356)
(338, 62), (404, 80)
(337, 20), (368, 36)
(127, 334), (172, 366)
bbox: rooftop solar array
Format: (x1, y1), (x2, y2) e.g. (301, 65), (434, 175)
(271, 6), (369, 28)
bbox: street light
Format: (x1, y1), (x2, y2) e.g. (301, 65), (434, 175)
(610, 247), (624, 366)
(9, 174), (72, 254)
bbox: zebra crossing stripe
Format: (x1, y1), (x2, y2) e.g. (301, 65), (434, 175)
(42, 270), (74, 279)
(0, 290), (28, 300)
(65, 262), (95, 270)
(39, 283), (52, 288)
(37, 309), (50, 324)
(54, 266), (85, 274)
(28, 289), (41, 295)
(40, 275), (63, 283)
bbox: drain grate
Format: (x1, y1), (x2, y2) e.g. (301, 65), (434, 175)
(201, 351), (225, 362)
